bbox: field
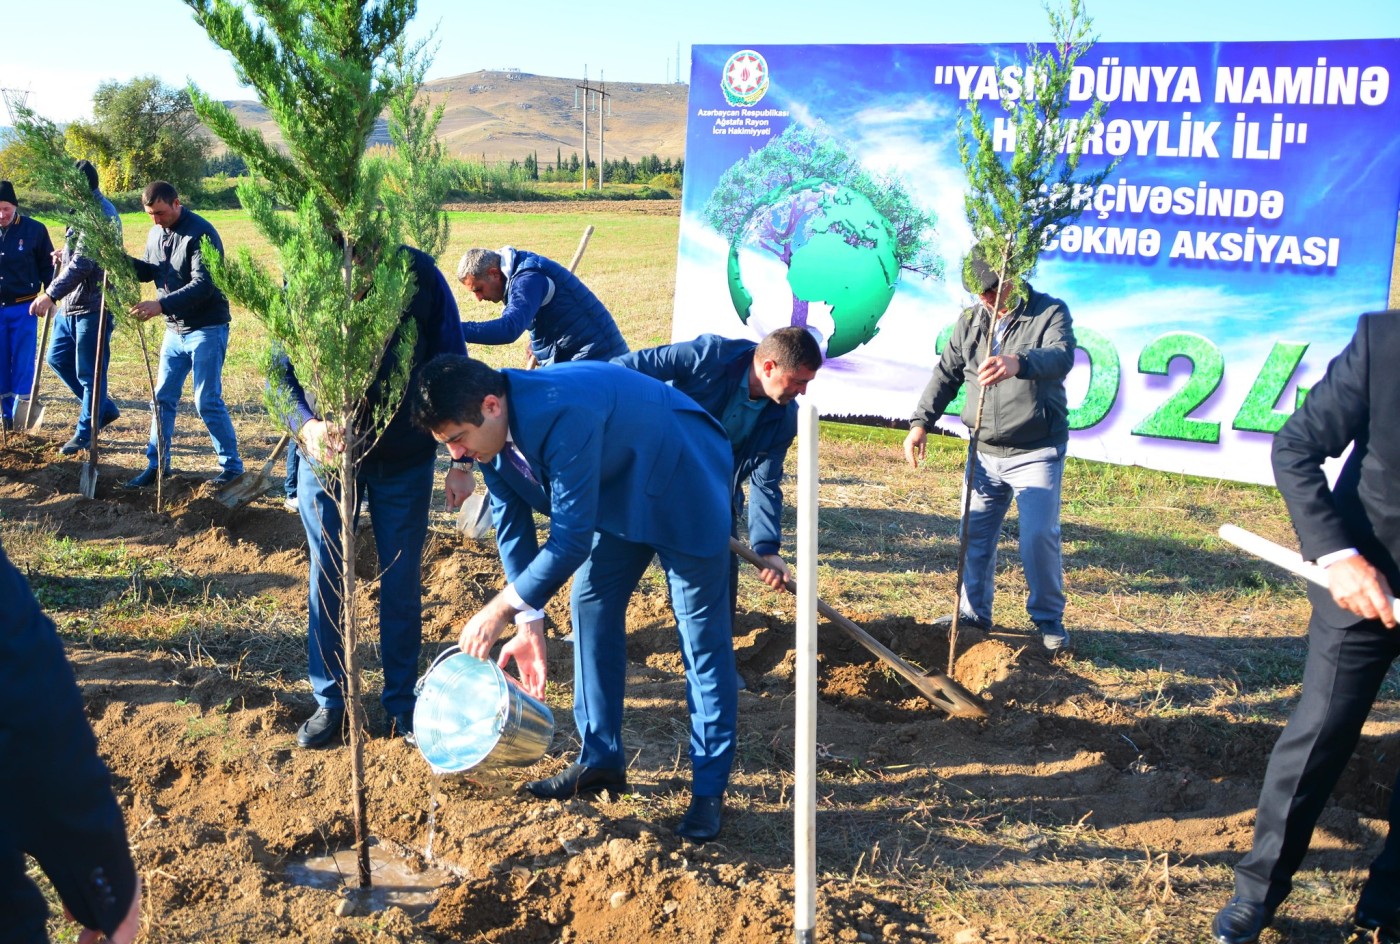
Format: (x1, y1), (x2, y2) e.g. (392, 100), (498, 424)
(4, 202), (1399, 943)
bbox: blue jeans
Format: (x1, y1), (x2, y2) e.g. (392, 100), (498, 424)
(299, 454), (434, 714)
(569, 530), (737, 796)
(0, 301), (37, 420)
(144, 325), (242, 473)
(958, 444), (1066, 629)
(46, 313), (119, 442)
(284, 441), (300, 498)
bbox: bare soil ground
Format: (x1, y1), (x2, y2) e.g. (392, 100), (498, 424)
(4, 382), (1396, 944)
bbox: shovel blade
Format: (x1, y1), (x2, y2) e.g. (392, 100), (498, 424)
(15, 398), (43, 432)
(214, 470), (276, 509)
(78, 462), (98, 500)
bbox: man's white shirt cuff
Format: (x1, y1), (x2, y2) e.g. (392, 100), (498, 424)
(504, 584), (546, 625)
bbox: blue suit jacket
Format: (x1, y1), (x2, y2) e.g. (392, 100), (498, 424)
(614, 334), (794, 557)
(0, 539), (136, 938)
(483, 362), (733, 609)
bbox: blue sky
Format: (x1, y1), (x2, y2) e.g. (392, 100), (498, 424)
(3, 0), (1399, 122)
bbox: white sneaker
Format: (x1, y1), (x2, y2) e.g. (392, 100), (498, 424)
(1039, 624), (1070, 652)
(284, 496), (299, 513)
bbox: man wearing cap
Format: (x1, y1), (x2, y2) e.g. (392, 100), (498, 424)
(455, 247), (628, 366)
(0, 180), (55, 432)
(29, 161), (123, 454)
(123, 180), (243, 487)
(902, 245), (1075, 652)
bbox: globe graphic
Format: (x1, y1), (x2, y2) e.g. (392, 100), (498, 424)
(725, 178), (899, 359)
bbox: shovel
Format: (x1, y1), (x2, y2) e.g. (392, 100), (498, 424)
(214, 431), (291, 510)
(16, 298), (54, 432)
(730, 538), (987, 718)
(1219, 524), (1400, 622)
(78, 276), (110, 499)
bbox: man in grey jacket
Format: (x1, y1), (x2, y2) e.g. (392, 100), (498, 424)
(29, 160), (122, 454)
(902, 245), (1076, 651)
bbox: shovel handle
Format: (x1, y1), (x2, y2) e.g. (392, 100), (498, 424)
(1219, 524), (1400, 622)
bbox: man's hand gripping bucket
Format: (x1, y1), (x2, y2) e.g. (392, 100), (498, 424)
(412, 647), (555, 775)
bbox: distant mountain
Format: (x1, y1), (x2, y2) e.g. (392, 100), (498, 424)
(222, 70), (689, 164)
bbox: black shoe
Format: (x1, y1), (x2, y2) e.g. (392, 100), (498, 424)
(211, 469), (243, 486)
(1211, 897), (1274, 944)
(296, 706), (347, 749)
(1355, 905), (1400, 943)
(97, 407), (120, 431)
(122, 467), (174, 489)
(674, 795), (724, 843)
(932, 612), (991, 631)
(60, 435), (89, 456)
(388, 712), (416, 746)
(525, 762), (628, 800)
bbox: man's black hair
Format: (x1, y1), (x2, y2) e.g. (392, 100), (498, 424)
(410, 354), (507, 431)
(141, 180), (179, 206)
(75, 159), (99, 191)
(756, 326), (824, 372)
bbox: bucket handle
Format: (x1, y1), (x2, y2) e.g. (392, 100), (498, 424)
(414, 644), (461, 697)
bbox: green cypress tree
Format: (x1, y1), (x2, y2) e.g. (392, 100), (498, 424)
(383, 36), (450, 259)
(184, 0), (428, 888)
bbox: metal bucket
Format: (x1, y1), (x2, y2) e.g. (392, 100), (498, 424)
(413, 647), (554, 775)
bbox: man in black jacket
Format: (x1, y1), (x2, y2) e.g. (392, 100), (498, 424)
(123, 180), (243, 488)
(0, 536), (142, 943)
(29, 160), (123, 454)
(0, 179), (55, 432)
(283, 246), (470, 749)
(1213, 311), (1400, 944)
(902, 245), (1076, 651)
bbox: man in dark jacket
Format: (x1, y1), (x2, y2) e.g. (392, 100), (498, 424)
(455, 247), (628, 366)
(123, 180), (243, 488)
(614, 326), (823, 604)
(1212, 311), (1400, 944)
(283, 245), (470, 749)
(29, 161), (123, 454)
(0, 179), (55, 431)
(902, 245), (1075, 651)
(0, 536), (142, 943)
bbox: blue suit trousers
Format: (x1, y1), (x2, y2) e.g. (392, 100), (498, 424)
(569, 530), (737, 796)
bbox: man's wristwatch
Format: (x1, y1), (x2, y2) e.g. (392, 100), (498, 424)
(449, 459), (473, 472)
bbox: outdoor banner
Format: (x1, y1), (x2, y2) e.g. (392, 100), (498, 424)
(675, 40), (1400, 486)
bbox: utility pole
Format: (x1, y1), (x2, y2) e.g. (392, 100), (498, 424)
(1, 87), (32, 125)
(576, 69), (610, 191)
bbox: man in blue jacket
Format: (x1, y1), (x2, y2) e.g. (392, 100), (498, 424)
(0, 179), (55, 432)
(282, 246), (470, 749)
(124, 180), (243, 487)
(455, 247), (628, 366)
(0, 536), (142, 943)
(614, 326), (823, 606)
(29, 161), (123, 454)
(410, 355), (737, 842)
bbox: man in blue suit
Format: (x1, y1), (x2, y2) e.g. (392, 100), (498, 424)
(410, 355), (737, 842)
(1, 537), (142, 943)
(614, 326), (823, 609)
(455, 247), (628, 367)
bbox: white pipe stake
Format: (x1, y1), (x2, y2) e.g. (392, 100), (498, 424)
(794, 400), (818, 944)
(1218, 524), (1400, 622)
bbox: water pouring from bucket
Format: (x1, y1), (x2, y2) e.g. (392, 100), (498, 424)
(413, 647), (555, 775)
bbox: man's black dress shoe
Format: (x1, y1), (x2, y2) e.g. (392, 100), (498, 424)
(525, 763), (627, 800)
(122, 466), (175, 489)
(1355, 905), (1400, 943)
(932, 612), (991, 631)
(60, 435), (88, 456)
(674, 795), (724, 843)
(296, 706), (347, 749)
(1211, 897), (1274, 944)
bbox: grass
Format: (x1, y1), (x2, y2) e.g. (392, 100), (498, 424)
(10, 205), (1400, 943)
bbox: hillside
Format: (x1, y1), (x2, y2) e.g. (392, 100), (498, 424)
(224, 69), (689, 165)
